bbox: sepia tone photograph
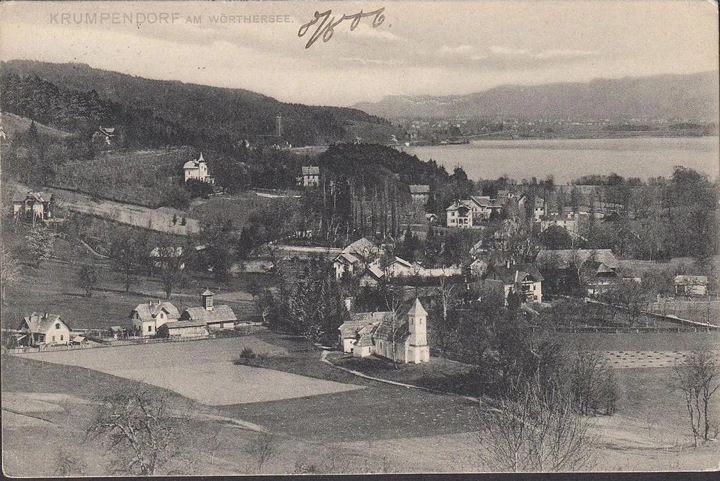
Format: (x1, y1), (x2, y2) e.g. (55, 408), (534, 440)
(0, 0), (718, 476)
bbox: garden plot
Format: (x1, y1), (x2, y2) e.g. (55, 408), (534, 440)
(19, 337), (363, 405)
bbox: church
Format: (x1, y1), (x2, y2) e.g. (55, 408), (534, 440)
(338, 298), (430, 364)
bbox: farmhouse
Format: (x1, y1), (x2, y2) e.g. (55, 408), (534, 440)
(180, 289), (237, 331)
(301, 166), (320, 187)
(156, 321), (209, 339)
(674, 275), (708, 297)
(468, 196), (503, 221)
(486, 263), (544, 304)
(183, 152), (214, 184)
(333, 252), (361, 280)
(17, 312), (70, 347)
(409, 184), (430, 204)
(12, 191), (54, 223)
(338, 298), (430, 364)
(130, 300), (180, 337)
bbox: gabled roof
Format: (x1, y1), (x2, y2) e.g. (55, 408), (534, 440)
(20, 313), (66, 333)
(373, 318), (410, 342)
(335, 252), (360, 265)
(201, 288), (214, 296)
(409, 184), (430, 194)
(183, 160), (199, 169)
(302, 166), (320, 175)
(363, 264), (385, 280)
(536, 249), (619, 270)
(13, 191), (52, 203)
(182, 305), (237, 324)
(342, 237), (378, 258)
(131, 301), (180, 321)
(446, 200), (472, 212)
(489, 264), (544, 284)
(391, 257), (413, 268)
(162, 320), (209, 330)
(339, 312), (391, 338)
(674, 275), (708, 286)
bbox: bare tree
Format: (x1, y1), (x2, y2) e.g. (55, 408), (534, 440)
(153, 243), (186, 300)
(245, 432), (277, 473)
(54, 449), (87, 476)
(673, 346), (720, 447)
(86, 389), (192, 475)
(476, 379), (596, 472)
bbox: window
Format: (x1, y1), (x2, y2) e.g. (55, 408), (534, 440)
(52, 335), (56, 342)
(55, 323), (61, 329)
(60, 335), (64, 341)
(148, 325), (153, 332)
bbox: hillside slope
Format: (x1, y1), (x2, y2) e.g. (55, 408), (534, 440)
(0, 60), (393, 148)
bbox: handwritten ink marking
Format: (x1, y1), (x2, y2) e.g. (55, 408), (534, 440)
(298, 7), (385, 49)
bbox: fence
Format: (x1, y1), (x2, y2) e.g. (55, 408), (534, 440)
(530, 325), (717, 334)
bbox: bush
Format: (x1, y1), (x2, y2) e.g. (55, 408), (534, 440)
(235, 347), (269, 367)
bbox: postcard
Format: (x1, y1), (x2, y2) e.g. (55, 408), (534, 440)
(1, 0), (718, 476)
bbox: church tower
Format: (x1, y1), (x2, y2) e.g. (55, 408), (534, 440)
(407, 298), (430, 363)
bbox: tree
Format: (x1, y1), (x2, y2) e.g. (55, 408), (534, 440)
(77, 264), (99, 297)
(569, 350), (618, 416)
(21, 225), (55, 268)
(153, 242), (186, 300)
(86, 389), (192, 475)
(1, 246), (21, 305)
(540, 225), (573, 250)
(476, 378), (596, 472)
(110, 233), (143, 292)
(673, 346), (720, 447)
(244, 432), (277, 473)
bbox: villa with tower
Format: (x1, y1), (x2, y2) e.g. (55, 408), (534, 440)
(338, 298), (430, 364)
(183, 152), (214, 184)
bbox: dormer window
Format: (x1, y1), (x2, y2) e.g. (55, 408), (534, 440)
(55, 323), (61, 330)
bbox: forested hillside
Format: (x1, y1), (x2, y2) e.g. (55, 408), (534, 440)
(0, 60), (393, 149)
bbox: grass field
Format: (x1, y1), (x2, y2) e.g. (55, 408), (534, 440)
(19, 337), (363, 405)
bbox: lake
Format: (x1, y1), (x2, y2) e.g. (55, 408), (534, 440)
(402, 137), (719, 183)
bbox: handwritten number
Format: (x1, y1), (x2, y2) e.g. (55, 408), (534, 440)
(298, 7), (386, 49)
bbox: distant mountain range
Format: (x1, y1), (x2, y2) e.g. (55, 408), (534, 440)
(354, 72), (719, 121)
(0, 60), (392, 148)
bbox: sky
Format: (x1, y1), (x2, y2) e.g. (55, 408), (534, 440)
(0, 1), (718, 107)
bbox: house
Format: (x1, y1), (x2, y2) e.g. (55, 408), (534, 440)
(674, 275), (708, 297)
(533, 197), (546, 222)
(333, 252), (361, 280)
(301, 166), (320, 187)
(446, 200), (474, 228)
(470, 259), (489, 278)
(130, 300), (180, 337)
(486, 263), (544, 304)
(156, 321), (209, 339)
(540, 213), (579, 235)
(18, 313), (71, 347)
(409, 185), (430, 204)
(183, 152), (214, 184)
(93, 126), (116, 145)
(333, 237), (382, 279)
(180, 289), (237, 331)
(12, 191), (54, 222)
(536, 249), (619, 296)
(337, 298), (430, 364)
(149, 246), (185, 271)
(386, 257), (416, 277)
(467, 196), (502, 221)
(359, 264), (385, 287)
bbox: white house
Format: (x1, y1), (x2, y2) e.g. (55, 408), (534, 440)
(409, 185), (430, 204)
(333, 252), (361, 280)
(534, 197), (546, 222)
(333, 238), (382, 280)
(467, 196), (502, 221)
(130, 301), (180, 337)
(12, 191), (53, 223)
(674, 275), (708, 297)
(338, 298), (430, 364)
(301, 166), (320, 187)
(180, 289), (237, 331)
(183, 152), (214, 184)
(446, 200), (474, 228)
(18, 313), (71, 347)
(486, 263), (544, 304)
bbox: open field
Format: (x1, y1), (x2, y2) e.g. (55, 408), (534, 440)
(19, 337), (363, 405)
(2, 257), (257, 330)
(4, 331), (720, 474)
